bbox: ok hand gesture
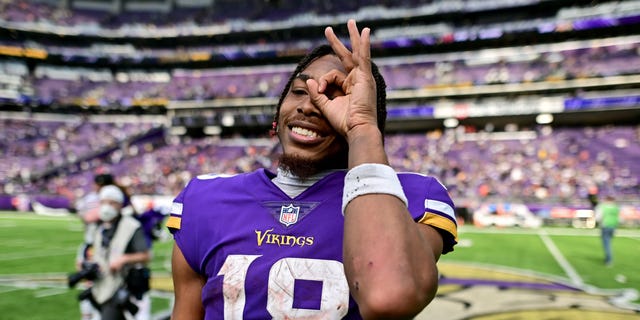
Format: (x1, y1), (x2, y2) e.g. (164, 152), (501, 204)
(306, 19), (379, 139)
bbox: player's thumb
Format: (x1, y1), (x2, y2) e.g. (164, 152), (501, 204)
(306, 79), (330, 111)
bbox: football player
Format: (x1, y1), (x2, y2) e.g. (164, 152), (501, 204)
(167, 19), (457, 319)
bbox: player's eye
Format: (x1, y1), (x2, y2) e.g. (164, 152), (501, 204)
(291, 88), (307, 95)
(324, 84), (344, 100)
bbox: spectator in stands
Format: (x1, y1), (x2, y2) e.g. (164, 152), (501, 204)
(595, 195), (621, 266)
(167, 20), (457, 319)
(587, 185), (599, 209)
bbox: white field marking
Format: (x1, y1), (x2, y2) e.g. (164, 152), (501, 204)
(0, 248), (76, 262)
(3, 281), (40, 290)
(459, 226), (640, 238)
(615, 274), (628, 284)
(538, 229), (584, 287)
(456, 238), (473, 247)
(2, 238), (42, 247)
(67, 224), (84, 232)
(0, 221), (17, 227)
(0, 214), (77, 222)
(34, 287), (68, 298)
(0, 286), (20, 294)
(0, 272), (67, 280)
(0, 275), (68, 289)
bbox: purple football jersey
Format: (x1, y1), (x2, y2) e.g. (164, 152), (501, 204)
(168, 168), (456, 319)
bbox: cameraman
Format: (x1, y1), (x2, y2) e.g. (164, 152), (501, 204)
(74, 174), (113, 320)
(89, 185), (151, 320)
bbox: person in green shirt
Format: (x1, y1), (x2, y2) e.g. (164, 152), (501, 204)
(595, 195), (621, 266)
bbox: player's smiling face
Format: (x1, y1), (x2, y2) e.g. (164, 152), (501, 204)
(277, 55), (348, 165)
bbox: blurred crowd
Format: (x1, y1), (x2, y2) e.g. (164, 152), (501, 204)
(385, 126), (640, 208)
(1, 0), (639, 112)
(1, 0), (638, 211)
(2, 117), (638, 209)
(2, 40), (638, 110)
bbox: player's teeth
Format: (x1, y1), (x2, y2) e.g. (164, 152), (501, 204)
(292, 127), (319, 138)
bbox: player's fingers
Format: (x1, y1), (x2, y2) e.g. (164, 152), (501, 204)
(347, 19), (361, 62)
(317, 69), (347, 93)
(358, 27), (372, 74)
(325, 26), (355, 70)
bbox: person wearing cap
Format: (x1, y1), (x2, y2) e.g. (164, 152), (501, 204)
(85, 185), (151, 320)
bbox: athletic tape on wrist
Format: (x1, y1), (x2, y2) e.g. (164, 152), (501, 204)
(342, 163), (409, 215)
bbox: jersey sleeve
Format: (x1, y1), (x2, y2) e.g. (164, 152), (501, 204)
(166, 192), (185, 233)
(401, 173), (458, 254)
(165, 178), (202, 273)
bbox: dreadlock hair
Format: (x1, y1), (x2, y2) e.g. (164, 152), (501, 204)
(272, 44), (387, 135)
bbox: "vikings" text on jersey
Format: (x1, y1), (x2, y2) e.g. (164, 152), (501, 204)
(255, 228), (314, 247)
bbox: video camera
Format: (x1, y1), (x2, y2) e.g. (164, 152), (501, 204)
(76, 285), (139, 316)
(68, 262), (100, 288)
(71, 264), (140, 316)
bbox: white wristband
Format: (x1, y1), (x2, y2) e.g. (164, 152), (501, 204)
(342, 163), (408, 215)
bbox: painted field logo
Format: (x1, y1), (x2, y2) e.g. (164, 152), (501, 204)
(417, 262), (639, 320)
(279, 204), (300, 226)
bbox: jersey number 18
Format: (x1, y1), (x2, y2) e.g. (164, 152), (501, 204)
(219, 254), (350, 319)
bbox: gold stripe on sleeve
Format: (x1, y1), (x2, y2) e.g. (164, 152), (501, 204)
(418, 213), (458, 242)
(166, 216), (181, 229)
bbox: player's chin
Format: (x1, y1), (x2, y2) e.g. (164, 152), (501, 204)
(279, 148), (348, 178)
(299, 139), (346, 157)
(284, 141), (344, 160)
(284, 147), (329, 162)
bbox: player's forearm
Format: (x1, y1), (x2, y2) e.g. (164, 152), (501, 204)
(343, 195), (438, 318)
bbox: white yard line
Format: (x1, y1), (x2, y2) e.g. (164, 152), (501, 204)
(0, 286), (20, 295)
(538, 229), (584, 287)
(459, 226), (640, 238)
(34, 287), (68, 298)
(0, 249), (76, 262)
(0, 214), (76, 222)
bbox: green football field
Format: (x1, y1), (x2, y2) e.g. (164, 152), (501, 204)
(441, 226), (640, 292)
(0, 211), (638, 319)
(0, 212), (174, 320)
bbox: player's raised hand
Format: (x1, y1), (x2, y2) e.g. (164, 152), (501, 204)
(306, 19), (378, 138)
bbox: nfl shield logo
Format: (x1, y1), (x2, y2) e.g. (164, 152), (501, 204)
(279, 204), (300, 226)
